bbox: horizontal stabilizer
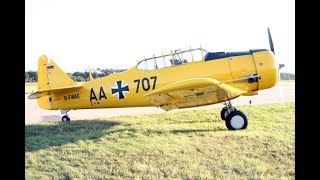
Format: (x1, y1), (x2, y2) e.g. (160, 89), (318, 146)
(28, 84), (83, 99)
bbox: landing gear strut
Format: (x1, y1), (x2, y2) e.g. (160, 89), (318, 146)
(221, 101), (247, 130)
(60, 110), (70, 122)
(220, 101), (237, 120)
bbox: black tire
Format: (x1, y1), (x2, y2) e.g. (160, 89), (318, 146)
(225, 110), (248, 130)
(220, 107), (228, 120)
(62, 115), (70, 122)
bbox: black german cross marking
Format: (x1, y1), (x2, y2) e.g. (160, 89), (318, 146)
(111, 80), (129, 99)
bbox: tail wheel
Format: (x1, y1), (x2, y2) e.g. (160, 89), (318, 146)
(62, 115), (70, 122)
(225, 110), (248, 130)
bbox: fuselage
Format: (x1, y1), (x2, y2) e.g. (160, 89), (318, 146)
(38, 49), (278, 110)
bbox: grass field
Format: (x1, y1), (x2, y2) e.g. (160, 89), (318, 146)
(25, 102), (295, 179)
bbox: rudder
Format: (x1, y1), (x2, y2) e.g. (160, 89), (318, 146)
(38, 55), (75, 91)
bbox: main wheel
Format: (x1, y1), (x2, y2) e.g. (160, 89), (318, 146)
(220, 107), (229, 120)
(225, 110), (248, 130)
(62, 115), (70, 122)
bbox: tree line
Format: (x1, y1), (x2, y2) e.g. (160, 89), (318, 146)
(279, 73), (295, 80)
(25, 69), (295, 83)
(25, 68), (127, 82)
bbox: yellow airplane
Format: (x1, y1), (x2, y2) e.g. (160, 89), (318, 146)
(28, 28), (282, 130)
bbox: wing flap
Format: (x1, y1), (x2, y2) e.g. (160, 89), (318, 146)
(144, 78), (244, 111)
(28, 84), (83, 99)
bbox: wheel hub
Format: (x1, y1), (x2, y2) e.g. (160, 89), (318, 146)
(230, 115), (245, 129)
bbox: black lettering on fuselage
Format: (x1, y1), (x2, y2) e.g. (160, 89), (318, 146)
(134, 76), (157, 93)
(90, 88), (98, 102)
(64, 93), (80, 101)
(142, 78), (150, 91)
(99, 86), (107, 100)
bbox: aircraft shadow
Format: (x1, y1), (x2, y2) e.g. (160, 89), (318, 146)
(25, 120), (121, 152)
(26, 120), (228, 152)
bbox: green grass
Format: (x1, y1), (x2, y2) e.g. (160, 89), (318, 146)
(25, 102), (295, 179)
(25, 83), (37, 94)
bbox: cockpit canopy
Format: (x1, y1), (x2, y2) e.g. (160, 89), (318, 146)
(136, 47), (268, 71)
(136, 48), (207, 71)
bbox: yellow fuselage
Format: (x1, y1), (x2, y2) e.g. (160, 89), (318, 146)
(38, 50), (278, 110)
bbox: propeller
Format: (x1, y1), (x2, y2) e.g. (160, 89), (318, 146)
(267, 27), (274, 54)
(267, 27), (285, 106)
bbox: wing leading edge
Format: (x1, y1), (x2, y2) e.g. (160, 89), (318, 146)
(144, 78), (244, 111)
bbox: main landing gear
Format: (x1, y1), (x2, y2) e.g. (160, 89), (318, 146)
(220, 101), (248, 130)
(60, 109), (70, 122)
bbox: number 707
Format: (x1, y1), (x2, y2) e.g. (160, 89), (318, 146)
(134, 76), (157, 93)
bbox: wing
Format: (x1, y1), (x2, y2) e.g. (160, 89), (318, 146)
(28, 84), (83, 99)
(144, 78), (244, 111)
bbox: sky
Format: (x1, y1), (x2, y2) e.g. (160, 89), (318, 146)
(25, 0), (295, 73)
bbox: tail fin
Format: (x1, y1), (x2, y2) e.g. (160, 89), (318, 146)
(38, 55), (75, 91)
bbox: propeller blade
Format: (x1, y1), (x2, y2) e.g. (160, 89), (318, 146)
(267, 27), (275, 54)
(268, 28), (284, 105)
